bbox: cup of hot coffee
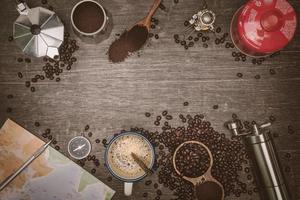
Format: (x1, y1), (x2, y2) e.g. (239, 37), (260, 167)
(71, 0), (112, 44)
(105, 132), (155, 196)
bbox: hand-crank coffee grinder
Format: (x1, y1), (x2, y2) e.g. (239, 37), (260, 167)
(227, 121), (291, 200)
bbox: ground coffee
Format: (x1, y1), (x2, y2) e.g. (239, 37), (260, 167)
(72, 1), (104, 33)
(195, 181), (223, 200)
(108, 25), (148, 63)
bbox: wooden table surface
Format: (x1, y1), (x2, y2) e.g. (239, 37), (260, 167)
(0, 0), (299, 199)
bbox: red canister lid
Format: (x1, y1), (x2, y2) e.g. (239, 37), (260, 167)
(237, 0), (297, 54)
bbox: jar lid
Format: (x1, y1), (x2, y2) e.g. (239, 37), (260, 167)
(237, 0), (297, 53)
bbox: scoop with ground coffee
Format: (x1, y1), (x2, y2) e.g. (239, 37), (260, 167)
(108, 25), (148, 63)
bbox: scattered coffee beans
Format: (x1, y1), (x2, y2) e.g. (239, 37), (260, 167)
(123, 110), (258, 199)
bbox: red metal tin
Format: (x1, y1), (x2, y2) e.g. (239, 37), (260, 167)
(230, 0), (297, 57)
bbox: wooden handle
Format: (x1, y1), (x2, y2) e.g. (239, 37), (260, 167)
(146, 0), (162, 22)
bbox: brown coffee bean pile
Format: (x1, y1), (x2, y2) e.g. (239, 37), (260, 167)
(127, 109), (258, 199)
(23, 32), (78, 92)
(173, 30), (210, 50)
(232, 51), (247, 62)
(175, 142), (210, 178)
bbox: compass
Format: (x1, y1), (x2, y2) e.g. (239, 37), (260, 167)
(68, 136), (92, 160)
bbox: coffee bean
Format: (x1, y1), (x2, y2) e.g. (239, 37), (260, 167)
(102, 139), (107, 145)
(48, 5), (53, 11)
(194, 37), (199, 42)
(95, 139), (100, 143)
(183, 102), (189, 106)
(165, 115), (172, 120)
(145, 180), (152, 185)
(6, 107), (12, 113)
(25, 81), (30, 88)
(197, 32), (203, 38)
(213, 105), (218, 109)
(145, 112), (151, 117)
(288, 125), (294, 134)
(156, 189), (162, 196)
(55, 145), (60, 150)
(17, 58), (23, 63)
(24, 58), (31, 63)
(85, 125), (90, 131)
(91, 168), (96, 174)
(203, 43), (208, 48)
(216, 27), (221, 33)
(142, 192), (148, 197)
(154, 183), (158, 189)
(188, 42), (194, 47)
(155, 34), (159, 39)
(8, 36), (13, 42)
(184, 45), (188, 50)
(45, 128), (51, 134)
(30, 87), (35, 92)
(56, 77), (60, 82)
(107, 176), (112, 182)
(151, 24), (156, 29)
(285, 166), (291, 173)
(18, 72), (23, 78)
(88, 132), (93, 137)
(48, 135), (53, 140)
(184, 21), (189, 26)
(215, 38), (220, 45)
(52, 140), (57, 145)
(285, 153), (291, 159)
(269, 115), (276, 122)
(154, 121), (160, 126)
(254, 74), (261, 79)
(257, 60), (262, 65)
(156, 116), (162, 121)
(41, 0), (47, 4)
(159, 3), (166, 11)
(270, 69), (276, 75)
(237, 73), (243, 78)
(34, 122), (40, 127)
(202, 37), (206, 42)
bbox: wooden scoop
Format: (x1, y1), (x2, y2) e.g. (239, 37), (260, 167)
(130, 0), (162, 31)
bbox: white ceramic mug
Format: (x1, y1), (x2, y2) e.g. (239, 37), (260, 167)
(105, 132), (155, 196)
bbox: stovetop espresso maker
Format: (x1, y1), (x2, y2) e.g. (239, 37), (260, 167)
(13, 1), (64, 58)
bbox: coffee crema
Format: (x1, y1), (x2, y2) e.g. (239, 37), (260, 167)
(72, 1), (104, 33)
(107, 134), (153, 180)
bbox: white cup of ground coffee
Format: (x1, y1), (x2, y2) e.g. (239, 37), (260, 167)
(71, 0), (112, 44)
(105, 132), (155, 196)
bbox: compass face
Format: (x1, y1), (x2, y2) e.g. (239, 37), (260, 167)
(68, 136), (91, 160)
